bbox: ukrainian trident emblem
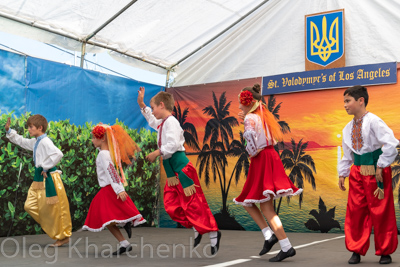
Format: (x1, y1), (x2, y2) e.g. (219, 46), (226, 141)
(306, 10), (344, 67)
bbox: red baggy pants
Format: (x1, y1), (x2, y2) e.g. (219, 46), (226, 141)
(164, 162), (219, 235)
(345, 165), (398, 256)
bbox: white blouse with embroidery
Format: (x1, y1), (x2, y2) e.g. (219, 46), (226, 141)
(338, 112), (399, 177)
(6, 129), (63, 171)
(141, 106), (185, 159)
(96, 150), (125, 195)
(243, 113), (275, 157)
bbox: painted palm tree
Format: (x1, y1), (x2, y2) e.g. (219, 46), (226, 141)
(197, 91), (239, 214)
(196, 141), (227, 198)
(202, 92), (239, 151)
(173, 102), (200, 151)
(225, 131), (250, 206)
(305, 197), (341, 233)
(280, 138), (317, 209)
(391, 145), (400, 206)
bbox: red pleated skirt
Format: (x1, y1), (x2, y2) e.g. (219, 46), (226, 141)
(233, 146), (302, 207)
(83, 185), (146, 232)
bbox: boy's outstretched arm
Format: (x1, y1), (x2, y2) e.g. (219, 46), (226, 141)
(137, 86), (146, 109)
(5, 117), (35, 151)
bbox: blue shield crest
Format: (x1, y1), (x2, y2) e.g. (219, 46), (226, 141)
(306, 10), (344, 66)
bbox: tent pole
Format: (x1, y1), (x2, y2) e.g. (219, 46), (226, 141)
(165, 69), (171, 88)
(171, 0), (270, 69)
(84, 0), (138, 41)
(80, 42), (86, 68)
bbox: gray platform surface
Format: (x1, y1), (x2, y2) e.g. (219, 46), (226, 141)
(0, 227), (397, 266)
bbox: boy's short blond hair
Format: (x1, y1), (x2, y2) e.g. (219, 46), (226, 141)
(151, 91), (175, 112)
(27, 114), (48, 133)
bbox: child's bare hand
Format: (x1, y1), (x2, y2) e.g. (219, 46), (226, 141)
(117, 191), (128, 202)
(5, 117), (11, 132)
(375, 168), (383, 182)
(338, 177), (346, 191)
(137, 87), (146, 108)
(146, 150), (160, 163)
(41, 171), (48, 179)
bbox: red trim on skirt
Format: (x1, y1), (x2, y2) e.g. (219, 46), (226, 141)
(83, 185), (146, 232)
(233, 146), (302, 207)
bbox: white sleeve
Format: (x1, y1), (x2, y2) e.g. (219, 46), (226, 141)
(141, 106), (163, 130)
(41, 140), (63, 171)
(372, 119), (399, 167)
(243, 117), (258, 157)
(338, 137), (354, 178)
(6, 129), (36, 151)
(99, 153), (125, 195)
(160, 119), (181, 158)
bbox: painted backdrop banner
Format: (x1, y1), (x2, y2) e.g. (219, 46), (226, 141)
(166, 74), (400, 233)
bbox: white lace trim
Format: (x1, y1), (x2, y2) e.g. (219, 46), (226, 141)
(233, 188), (303, 207)
(82, 214), (146, 232)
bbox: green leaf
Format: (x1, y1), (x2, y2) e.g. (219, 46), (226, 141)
(8, 201), (15, 218)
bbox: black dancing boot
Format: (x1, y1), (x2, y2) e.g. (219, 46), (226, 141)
(348, 252), (361, 264)
(123, 222), (132, 239)
(379, 255), (392, 264)
(112, 245), (132, 255)
(211, 231), (222, 255)
(269, 247), (296, 262)
(259, 234), (278, 256)
(194, 234), (203, 248)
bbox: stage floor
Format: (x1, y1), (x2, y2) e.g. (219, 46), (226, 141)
(0, 227), (396, 266)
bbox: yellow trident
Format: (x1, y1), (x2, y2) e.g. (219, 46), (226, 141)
(310, 16), (339, 62)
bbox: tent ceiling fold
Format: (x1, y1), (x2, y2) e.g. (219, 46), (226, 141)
(0, 0), (266, 74)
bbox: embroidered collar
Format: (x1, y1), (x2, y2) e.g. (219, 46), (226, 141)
(157, 115), (171, 129)
(353, 111), (369, 124)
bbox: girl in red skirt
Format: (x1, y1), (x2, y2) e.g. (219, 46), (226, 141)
(83, 124), (146, 255)
(233, 84), (302, 262)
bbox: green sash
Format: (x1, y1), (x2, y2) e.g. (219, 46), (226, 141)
(32, 167), (59, 204)
(353, 148), (384, 199)
(163, 151), (196, 196)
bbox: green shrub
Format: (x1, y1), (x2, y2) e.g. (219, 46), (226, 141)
(0, 112), (159, 237)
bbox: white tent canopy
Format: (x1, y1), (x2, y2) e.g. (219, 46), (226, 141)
(0, 0), (399, 86)
(0, 0), (266, 74)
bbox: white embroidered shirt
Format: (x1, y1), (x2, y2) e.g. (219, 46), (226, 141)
(141, 106), (185, 159)
(6, 129), (63, 171)
(96, 150), (125, 194)
(338, 112), (399, 177)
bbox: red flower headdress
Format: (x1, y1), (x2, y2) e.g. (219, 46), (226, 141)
(239, 90), (254, 106)
(92, 125), (106, 139)
(92, 123), (141, 186)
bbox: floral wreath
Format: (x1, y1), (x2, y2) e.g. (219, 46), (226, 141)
(239, 90), (254, 106)
(92, 125), (106, 139)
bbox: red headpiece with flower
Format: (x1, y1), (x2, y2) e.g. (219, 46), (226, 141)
(239, 90), (254, 106)
(92, 125), (106, 139)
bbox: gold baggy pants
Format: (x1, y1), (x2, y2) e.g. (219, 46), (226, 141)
(24, 171), (72, 240)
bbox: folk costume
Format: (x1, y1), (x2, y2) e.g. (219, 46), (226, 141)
(83, 125), (146, 232)
(338, 112), (398, 256)
(6, 129), (72, 241)
(233, 92), (302, 207)
(141, 106), (219, 250)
